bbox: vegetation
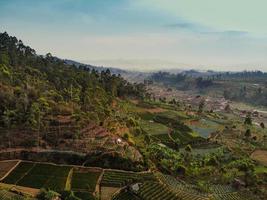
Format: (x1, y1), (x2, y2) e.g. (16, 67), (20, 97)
(0, 32), (145, 147)
(101, 170), (155, 187)
(149, 71), (267, 107)
(0, 32), (267, 199)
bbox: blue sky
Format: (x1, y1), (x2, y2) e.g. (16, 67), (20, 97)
(1, 0), (267, 71)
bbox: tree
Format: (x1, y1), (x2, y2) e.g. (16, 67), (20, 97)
(244, 115), (252, 125)
(2, 110), (16, 148)
(245, 129), (251, 138)
(224, 104), (231, 112)
(37, 188), (60, 200)
(144, 134), (151, 145)
(176, 165), (186, 176)
(198, 99), (205, 113)
(185, 144), (192, 152)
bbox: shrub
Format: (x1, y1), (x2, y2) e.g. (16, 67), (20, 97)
(185, 144), (192, 152)
(245, 129), (251, 138)
(37, 188), (60, 200)
(244, 115), (252, 125)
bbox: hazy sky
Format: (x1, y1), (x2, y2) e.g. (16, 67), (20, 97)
(1, 0), (267, 71)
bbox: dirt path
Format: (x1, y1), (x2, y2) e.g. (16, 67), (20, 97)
(0, 183), (39, 197)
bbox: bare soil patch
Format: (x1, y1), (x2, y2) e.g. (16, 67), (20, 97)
(251, 150), (267, 166)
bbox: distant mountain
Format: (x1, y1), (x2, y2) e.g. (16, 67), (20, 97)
(63, 59), (151, 83)
(63, 59), (127, 75)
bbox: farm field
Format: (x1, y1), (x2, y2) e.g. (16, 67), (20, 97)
(101, 187), (120, 200)
(2, 162), (35, 185)
(186, 119), (222, 138)
(71, 167), (102, 193)
(137, 181), (178, 200)
(2, 161), (71, 191)
(101, 170), (156, 188)
(0, 160), (19, 180)
(140, 120), (169, 136)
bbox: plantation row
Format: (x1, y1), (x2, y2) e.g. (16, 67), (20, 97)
(3, 162), (70, 191)
(112, 189), (141, 200)
(1, 161), (256, 200)
(156, 173), (207, 196)
(1, 161), (102, 199)
(101, 170), (156, 187)
(137, 181), (178, 200)
(156, 173), (255, 200)
(71, 168), (102, 192)
(213, 192), (253, 200)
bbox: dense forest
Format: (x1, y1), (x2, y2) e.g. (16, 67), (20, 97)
(0, 32), (145, 131)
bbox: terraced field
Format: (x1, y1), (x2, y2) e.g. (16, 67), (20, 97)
(112, 189), (141, 200)
(101, 170), (156, 187)
(71, 167), (102, 192)
(2, 162), (71, 191)
(2, 162), (35, 185)
(137, 181), (178, 200)
(157, 173), (255, 200)
(0, 160), (19, 180)
(140, 120), (169, 136)
(157, 173), (209, 200)
(169, 130), (197, 144)
(0, 160), (259, 200)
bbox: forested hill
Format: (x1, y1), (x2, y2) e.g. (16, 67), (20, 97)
(0, 32), (145, 129)
(64, 59), (128, 75)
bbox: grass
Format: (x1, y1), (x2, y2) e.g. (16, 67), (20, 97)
(156, 110), (189, 120)
(255, 165), (267, 174)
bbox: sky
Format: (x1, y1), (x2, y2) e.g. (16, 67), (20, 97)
(1, 0), (267, 72)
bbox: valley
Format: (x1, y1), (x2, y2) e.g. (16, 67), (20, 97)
(0, 32), (267, 200)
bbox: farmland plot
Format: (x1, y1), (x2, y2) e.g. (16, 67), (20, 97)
(140, 120), (169, 136)
(2, 162), (71, 191)
(71, 167), (102, 192)
(101, 170), (155, 187)
(0, 160), (19, 180)
(2, 162), (35, 184)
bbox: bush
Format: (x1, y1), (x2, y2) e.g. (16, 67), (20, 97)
(245, 129), (251, 138)
(185, 144), (192, 152)
(37, 188), (60, 200)
(123, 133), (129, 140)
